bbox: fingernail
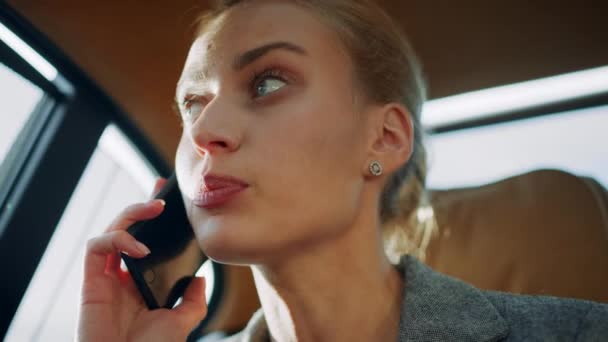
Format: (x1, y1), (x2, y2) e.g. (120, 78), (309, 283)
(135, 241), (151, 255)
(147, 199), (165, 207)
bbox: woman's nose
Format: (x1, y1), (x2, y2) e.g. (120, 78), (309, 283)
(188, 98), (241, 156)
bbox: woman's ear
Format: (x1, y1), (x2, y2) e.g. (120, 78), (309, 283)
(365, 103), (414, 176)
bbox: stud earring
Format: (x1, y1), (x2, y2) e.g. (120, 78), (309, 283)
(369, 161), (383, 176)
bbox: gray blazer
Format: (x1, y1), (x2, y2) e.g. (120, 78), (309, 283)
(397, 255), (608, 341)
(202, 254), (608, 341)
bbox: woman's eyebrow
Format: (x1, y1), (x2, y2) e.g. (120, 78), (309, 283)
(232, 41), (308, 71)
(177, 41), (307, 102)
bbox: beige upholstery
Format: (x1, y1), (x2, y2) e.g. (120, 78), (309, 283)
(426, 169), (608, 303)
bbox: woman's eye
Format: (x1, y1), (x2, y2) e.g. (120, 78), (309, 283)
(254, 77), (286, 98)
(184, 99), (204, 120)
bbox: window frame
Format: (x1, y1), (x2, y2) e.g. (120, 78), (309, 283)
(426, 86), (608, 134)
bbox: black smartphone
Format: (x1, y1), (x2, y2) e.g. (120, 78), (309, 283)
(121, 173), (207, 309)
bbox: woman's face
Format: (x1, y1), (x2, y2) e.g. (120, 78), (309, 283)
(175, 1), (373, 264)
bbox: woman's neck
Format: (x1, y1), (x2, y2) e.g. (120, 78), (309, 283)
(250, 216), (404, 342)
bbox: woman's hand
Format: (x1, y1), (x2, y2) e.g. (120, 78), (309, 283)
(77, 178), (207, 342)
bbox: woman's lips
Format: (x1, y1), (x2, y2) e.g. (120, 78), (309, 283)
(194, 174), (249, 209)
(194, 186), (247, 209)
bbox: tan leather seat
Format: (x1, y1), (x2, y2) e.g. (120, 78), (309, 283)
(426, 169), (608, 303)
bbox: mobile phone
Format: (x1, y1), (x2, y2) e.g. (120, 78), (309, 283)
(121, 173), (207, 309)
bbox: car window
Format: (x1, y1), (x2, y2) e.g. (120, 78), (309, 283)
(427, 105), (608, 189)
(4, 124), (217, 341)
(424, 66), (608, 189)
(1, 12), (220, 340)
(0, 62), (43, 166)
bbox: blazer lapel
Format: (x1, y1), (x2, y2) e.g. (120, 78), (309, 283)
(397, 255), (510, 342)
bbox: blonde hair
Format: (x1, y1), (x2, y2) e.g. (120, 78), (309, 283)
(196, 0), (435, 262)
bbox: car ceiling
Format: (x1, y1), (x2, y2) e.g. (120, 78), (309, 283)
(7, 0), (608, 164)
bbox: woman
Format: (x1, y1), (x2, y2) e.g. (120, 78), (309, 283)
(77, 0), (608, 341)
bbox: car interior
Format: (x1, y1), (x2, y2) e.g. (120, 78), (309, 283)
(1, 1), (607, 340)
